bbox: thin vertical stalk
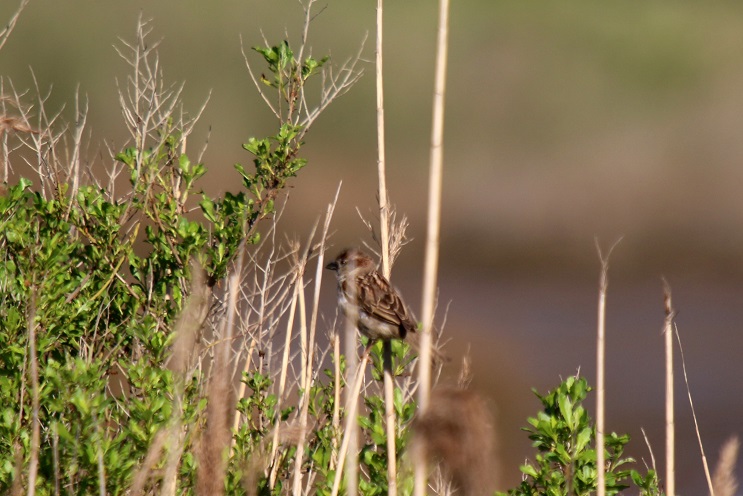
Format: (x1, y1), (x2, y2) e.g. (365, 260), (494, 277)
(594, 238), (619, 496)
(292, 190), (338, 495)
(383, 341), (397, 495)
(26, 290), (39, 496)
(342, 283), (359, 496)
(331, 354), (372, 496)
(595, 244), (609, 496)
(375, 0), (397, 492)
(663, 281), (675, 496)
(416, 0), (450, 492)
(268, 277), (300, 489)
(419, 0), (450, 412)
(331, 330), (341, 468)
(376, 0), (390, 276)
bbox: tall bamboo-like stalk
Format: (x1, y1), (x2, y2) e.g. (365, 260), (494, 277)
(663, 281), (675, 496)
(416, 0), (450, 493)
(594, 239), (619, 496)
(332, 353), (372, 496)
(26, 290), (39, 496)
(374, 0), (398, 493)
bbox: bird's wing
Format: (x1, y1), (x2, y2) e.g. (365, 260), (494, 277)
(357, 272), (417, 334)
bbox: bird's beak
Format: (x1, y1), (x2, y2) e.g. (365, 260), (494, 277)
(325, 260), (339, 271)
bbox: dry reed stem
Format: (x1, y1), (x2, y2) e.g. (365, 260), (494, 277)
(418, 8), (451, 487)
(331, 352), (372, 496)
(594, 238), (620, 496)
(373, 0), (398, 490)
(663, 279), (675, 496)
(416, 0), (449, 414)
(268, 254), (301, 489)
(340, 257), (360, 496)
(383, 341), (398, 495)
(11, 441), (23, 496)
(164, 261), (209, 495)
(197, 272), (240, 496)
(130, 429), (168, 496)
(418, 0), (452, 485)
(292, 187), (339, 495)
(674, 322), (715, 494)
(26, 289), (39, 496)
(331, 326), (341, 468)
(711, 436), (739, 496)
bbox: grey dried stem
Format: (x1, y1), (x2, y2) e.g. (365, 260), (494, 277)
(114, 15), (209, 183)
(0, 0), (30, 52)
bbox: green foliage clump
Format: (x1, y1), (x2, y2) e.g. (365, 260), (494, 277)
(0, 21), (421, 492)
(500, 376), (662, 496)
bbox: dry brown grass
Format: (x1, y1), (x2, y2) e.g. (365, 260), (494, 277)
(711, 436), (739, 496)
(413, 386), (496, 495)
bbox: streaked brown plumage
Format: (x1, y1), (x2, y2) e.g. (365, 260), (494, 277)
(326, 247), (445, 362)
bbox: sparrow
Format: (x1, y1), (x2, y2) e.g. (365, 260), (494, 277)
(326, 247), (444, 362)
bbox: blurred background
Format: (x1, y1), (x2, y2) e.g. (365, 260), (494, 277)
(3, 0), (743, 492)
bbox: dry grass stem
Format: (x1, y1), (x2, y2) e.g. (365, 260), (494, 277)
(373, 0), (398, 490)
(26, 290), (39, 496)
(675, 322), (715, 495)
(594, 237), (621, 496)
(416, 2), (451, 492)
(663, 279), (676, 496)
(197, 272), (240, 496)
(129, 429), (167, 496)
(711, 436), (739, 496)
(292, 187), (339, 495)
(331, 353), (372, 496)
(640, 427), (658, 474)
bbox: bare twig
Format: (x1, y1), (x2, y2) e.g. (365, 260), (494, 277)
(0, 0), (30, 52)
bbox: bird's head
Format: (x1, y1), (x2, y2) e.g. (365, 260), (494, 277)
(325, 248), (376, 279)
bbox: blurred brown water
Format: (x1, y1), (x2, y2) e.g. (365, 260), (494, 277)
(4, 0), (743, 492)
